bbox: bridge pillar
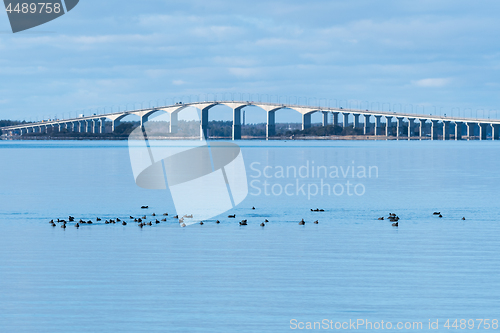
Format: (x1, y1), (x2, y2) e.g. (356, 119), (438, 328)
(396, 117), (404, 138)
(408, 118), (415, 139)
(385, 116), (393, 136)
(99, 118), (106, 134)
(363, 115), (370, 135)
(93, 119), (99, 134)
(443, 121), (451, 140)
(492, 124), (500, 140)
(332, 112), (339, 127)
(479, 123), (488, 140)
(170, 113), (178, 134)
(322, 111), (329, 127)
(111, 119), (121, 133)
(455, 122), (463, 140)
(342, 113), (349, 128)
(86, 120), (93, 133)
(374, 116), (382, 135)
(266, 111), (276, 138)
(200, 107), (209, 140)
(419, 119), (426, 139)
(353, 114), (360, 128)
(26, 127), (33, 134)
(19, 128), (26, 135)
(302, 113), (312, 130)
(232, 107), (243, 140)
(431, 120), (439, 140)
(466, 122), (476, 139)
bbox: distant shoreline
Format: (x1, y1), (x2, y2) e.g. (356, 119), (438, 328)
(1, 134), (447, 141)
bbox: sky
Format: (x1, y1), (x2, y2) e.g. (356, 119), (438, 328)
(1, 0), (500, 123)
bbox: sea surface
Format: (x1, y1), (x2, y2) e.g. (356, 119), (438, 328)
(0, 140), (499, 333)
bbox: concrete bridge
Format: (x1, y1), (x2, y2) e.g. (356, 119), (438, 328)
(2, 100), (500, 140)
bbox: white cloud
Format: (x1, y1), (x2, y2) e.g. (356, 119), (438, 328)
(412, 78), (452, 88)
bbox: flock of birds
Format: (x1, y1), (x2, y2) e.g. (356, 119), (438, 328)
(377, 211), (466, 227)
(48, 206), (467, 229)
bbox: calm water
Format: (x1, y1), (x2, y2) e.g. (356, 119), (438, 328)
(0, 140), (499, 333)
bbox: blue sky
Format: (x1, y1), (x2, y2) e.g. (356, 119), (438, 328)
(1, 0), (500, 123)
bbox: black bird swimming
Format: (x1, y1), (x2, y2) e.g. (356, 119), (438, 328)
(239, 221), (247, 225)
(314, 220), (319, 224)
(260, 223), (265, 227)
(439, 214), (443, 218)
(141, 206), (148, 209)
(96, 217), (101, 221)
(122, 221), (127, 226)
(265, 219), (269, 223)
(299, 219), (305, 225)
(392, 222), (398, 227)
(462, 217), (466, 220)
(161, 218), (166, 222)
(252, 207), (255, 210)
(200, 222), (204, 225)
(75, 223), (79, 228)
(433, 212), (440, 215)
(228, 214), (236, 218)
(216, 220), (220, 224)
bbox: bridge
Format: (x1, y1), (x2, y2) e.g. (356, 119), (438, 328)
(2, 100), (500, 140)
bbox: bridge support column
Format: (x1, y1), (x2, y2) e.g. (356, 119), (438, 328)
(353, 114), (360, 128)
(99, 118), (106, 134)
(200, 108), (209, 140)
(19, 128), (26, 135)
(419, 119), (426, 139)
(408, 118), (415, 139)
(342, 113), (349, 128)
(492, 124), (500, 140)
(479, 123), (488, 140)
(374, 116), (382, 136)
(364, 115), (370, 135)
(86, 120), (92, 133)
(396, 117), (404, 138)
(332, 112), (339, 127)
(443, 121), (451, 140)
(466, 122), (476, 140)
(455, 122), (463, 140)
(266, 111), (276, 139)
(385, 116), (393, 136)
(26, 127), (33, 134)
(302, 113), (312, 130)
(170, 113), (178, 134)
(322, 111), (329, 127)
(431, 120), (439, 140)
(92, 119), (99, 134)
(112, 119), (121, 133)
(232, 107), (242, 140)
